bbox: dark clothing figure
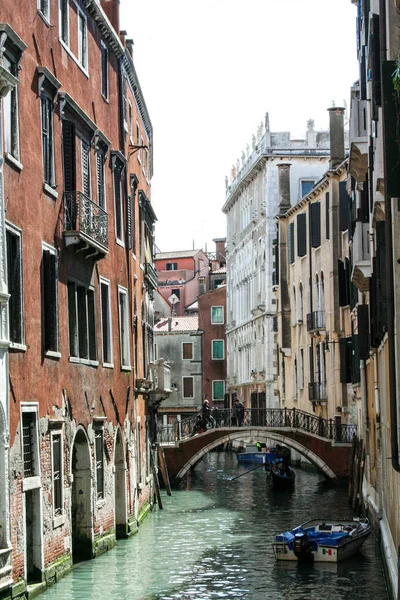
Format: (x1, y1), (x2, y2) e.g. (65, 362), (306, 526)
(201, 400), (214, 430)
(275, 444), (291, 474)
(235, 401), (245, 426)
(212, 407), (221, 428)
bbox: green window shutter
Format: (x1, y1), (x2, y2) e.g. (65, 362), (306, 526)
(288, 222), (295, 264)
(297, 213), (307, 257)
(310, 202), (321, 248)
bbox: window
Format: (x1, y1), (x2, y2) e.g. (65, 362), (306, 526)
(141, 136), (144, 163)
(100, 41), (108, 99)
(94, 427), (104, 500)
(136, 420), (142, 484)
(292, 287), (297, 326)
(301, 180), (315, 197)
(21, 406), (39, 478)
(118, 286), (130, 368)
(339, 181), (350, 232)
(288, 222), (295, 264)
(171, 288), (180, 300)
(59, 0), (69, 44)
(6, 224), (23, 345)
(298, 282), (303, 323)
(212, 340), (224, 360)
(96, 150), (106, 210)
(67, 281), (96, 361)
(41, 95), (54, 185)
(100, 279), (113, 365)
(78, 10), (87, 69)
(325, 192), (330, 240)
(136, 123), (140, 154)
(166, 263), (177, 271)
(182, 342), (193, 360)
(293, 357), (298, 399)
(113, 165), (123, 243)
(212, 380), (225, 401)
(211, 306), (224, 324)
(51, 432), (63, 517)
(3, 54), (20, 161)
(182, 377), (194, 398)
(42, 244), (59, 354)
(38, 0), (50, 21)
(128, 102), (133, 141)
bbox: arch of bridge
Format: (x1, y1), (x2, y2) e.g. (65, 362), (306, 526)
(174, 429), (337, 480)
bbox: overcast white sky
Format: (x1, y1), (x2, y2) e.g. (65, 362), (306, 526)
(120, 0), (359, 253)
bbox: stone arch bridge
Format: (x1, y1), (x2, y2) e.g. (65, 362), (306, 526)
(159, 408), (356, 482)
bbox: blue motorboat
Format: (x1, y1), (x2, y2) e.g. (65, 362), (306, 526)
(273, 518), (371, 563)
(236, 444), (277, 468)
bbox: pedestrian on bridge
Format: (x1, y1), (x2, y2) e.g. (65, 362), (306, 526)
(235, 399), (245, 426)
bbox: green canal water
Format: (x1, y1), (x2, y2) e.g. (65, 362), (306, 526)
(41, 452), (389, 599)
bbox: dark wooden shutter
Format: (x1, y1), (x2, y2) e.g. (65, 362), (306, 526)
(325, 192), (330, 240)
(339, 182), (350, 231)
(351, 334), (360, 383)
(358, 180), (369, 222)
(297, 213), (306, 257)
(43, 250), (58, 352)
(101, 44), (108, 98)
(81, 139), (91, 198)
(371, 15), (381, 108)
(96, 152), (105, 209)
(382, 61), (400, 197)
(114, 168), (122, 240)
(338, 260), (347, 307)
(288, 222), (294, 264)
(310, 202), (321, 248)
(340, 338), (352, 383)
(87, 289), (96, 361)
(7, 231), (22, 344)
(376, 221), (387, 334)
(67, 281), (78, 357)
(126, 191), (132, 250)
(62, 121), (76, 192)
(360, 46), (367, 100)
(77, 286), (88, 359)
(358, 304), (369, 360)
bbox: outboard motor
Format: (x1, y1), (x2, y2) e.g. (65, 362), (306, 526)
(293, 533), (313, 563)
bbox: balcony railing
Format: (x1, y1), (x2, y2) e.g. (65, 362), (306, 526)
(64, 191), (108, 255)
(306, 310), (325, 332)
(308, 382), (327, 402)
(144, 261), (158, 289)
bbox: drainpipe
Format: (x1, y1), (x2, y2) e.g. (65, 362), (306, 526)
(379, 0), (400, 472)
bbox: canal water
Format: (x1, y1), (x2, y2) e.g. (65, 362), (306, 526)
(41, 452), (389, 600)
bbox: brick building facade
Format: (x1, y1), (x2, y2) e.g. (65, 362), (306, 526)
(0, 1), (167, 597)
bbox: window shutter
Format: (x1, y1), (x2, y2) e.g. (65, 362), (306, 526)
(87, 289), (96, 361)
(67, 281), (78, 357)
(382, 61), (400, 197)
(358, 304), (369, 360)
(96, 152), (105, 209)
(62, 121), (76, 193)
(351, 334), (360, 383)
(43, 250), (58, 352)
(114, 168), (122, 240)
(126, 191), (132, 250)
(310, 201), (321, 248)
(288, 222), (294, 264)
(371, 15), (381, 108)
(376, 221), (387, 333)
(325, 192), (330, 240)
(297, 213), (306, 257)
(360, 46), (367, 100)
(7, 231), (22, 344)
(338, 259), (347, 307)
(77, 286), (88, 359)
(339, 339), (348, 383)
(81, 140), (91, 198)
(339, 181), (350, 231)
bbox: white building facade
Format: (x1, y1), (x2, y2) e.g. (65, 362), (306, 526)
(223, 116), (332, 412)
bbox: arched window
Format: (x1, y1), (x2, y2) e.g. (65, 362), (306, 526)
(315, 273), (320, 311)
(293, 356), (298, 400)
(320, 271), (325, 312)
(292, 286), (297, 326)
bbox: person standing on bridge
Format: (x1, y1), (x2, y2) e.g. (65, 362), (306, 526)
(235, 399), (245, 426)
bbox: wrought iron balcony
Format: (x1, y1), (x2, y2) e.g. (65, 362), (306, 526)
(144, 261), (158, 289)
(63, 191), (108, 258)
(306, 310), (325, 332)
(308, 382), (327, 402)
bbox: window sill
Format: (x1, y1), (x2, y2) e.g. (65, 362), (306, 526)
(23, 476), (41, 492)
(10, 342), (27, 352)
(45, 350), (61, 360)
(4, 153), (23, 172)
(116, 238), (125, 248)
(69, 357), (99, 367)
(43, 183), (58, 200)
(37, 9), (51, 27)
(121, 365), (132, 371)
(53, 514), (65, 529)
(59, 39), (89, 79)
(103, 362), (114, 369)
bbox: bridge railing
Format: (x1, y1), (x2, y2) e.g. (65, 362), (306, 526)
(157, 407), (357, 444)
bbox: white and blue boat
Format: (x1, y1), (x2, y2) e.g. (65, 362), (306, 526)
(273, 518), (371, 563)
(236, 444), (277, 467)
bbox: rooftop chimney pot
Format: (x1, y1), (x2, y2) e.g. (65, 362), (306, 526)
(328, 106), (345, 169)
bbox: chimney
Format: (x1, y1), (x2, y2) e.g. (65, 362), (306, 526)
(213, 238), (226, 264)
(198, 276), (206, 296)
(126, 39), (134, 58)
(277, 163), (291, 214)
(328, 106), (345, 169)
(100, 0), (120, 36)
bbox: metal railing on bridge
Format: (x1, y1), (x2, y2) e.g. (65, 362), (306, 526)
(157, 407), (357, 445)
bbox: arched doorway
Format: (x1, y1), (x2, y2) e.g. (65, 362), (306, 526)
(114, 428), (127, 538)
(71, 428), (92, 562)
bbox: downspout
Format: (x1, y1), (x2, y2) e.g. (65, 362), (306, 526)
(379, 0), (400, 472)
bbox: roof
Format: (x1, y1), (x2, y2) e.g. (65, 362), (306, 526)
(211, 268), (227, 275)
(154, 250), (203, 260)
(154, 316), (199, 333)
(185, 300), (198, 311)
